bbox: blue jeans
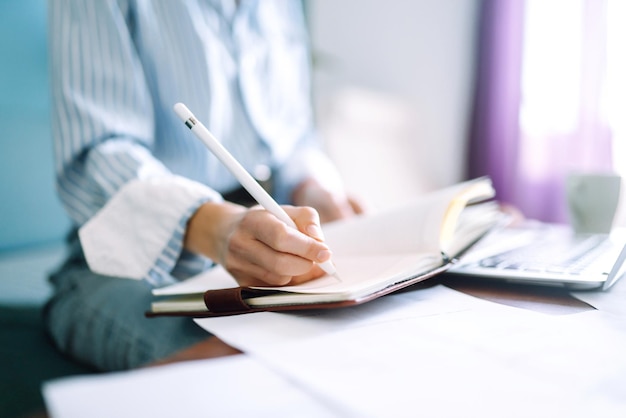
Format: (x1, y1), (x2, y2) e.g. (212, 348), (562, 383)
(44, 241), (210, 372)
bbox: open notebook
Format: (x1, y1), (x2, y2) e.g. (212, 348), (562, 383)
(148, 177), (507, 317)
(446, 222), (626, 290)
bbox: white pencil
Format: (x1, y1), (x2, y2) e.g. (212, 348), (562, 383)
(173, 102), (339, 279)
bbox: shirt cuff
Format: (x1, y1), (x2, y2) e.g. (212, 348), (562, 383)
(78, 175), (222, 285)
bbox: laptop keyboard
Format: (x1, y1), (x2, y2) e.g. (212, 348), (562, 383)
(473, 235), (612, 276)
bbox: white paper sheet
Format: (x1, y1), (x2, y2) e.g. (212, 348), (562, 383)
(43, 356), (347, 418)
(194, 285), (626, 417)
(249, 309), (626, 418)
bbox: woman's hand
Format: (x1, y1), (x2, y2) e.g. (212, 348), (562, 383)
(292, 178), (365, 224)
(184, 202), (332, 287)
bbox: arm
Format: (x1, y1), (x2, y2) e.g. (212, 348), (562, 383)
(49, 0), (170, 224)
(50, 0), (221, 285)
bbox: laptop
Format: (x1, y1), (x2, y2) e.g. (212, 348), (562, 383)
(447, 221), (626, 290)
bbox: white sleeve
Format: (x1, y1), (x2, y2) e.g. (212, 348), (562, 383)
(79, 175), (222, 285)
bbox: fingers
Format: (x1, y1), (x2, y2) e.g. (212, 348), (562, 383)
(283, 205), (325, 241)
(348, 195), (366, 216)
(250, 207), (331, 265)
(228, 262), (325, 288)
(223, 207), (330, 286)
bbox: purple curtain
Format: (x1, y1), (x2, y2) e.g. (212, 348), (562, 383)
(468, 0), (614, 223)
(468, 0), (526, 214)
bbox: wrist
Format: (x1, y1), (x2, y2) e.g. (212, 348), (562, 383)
(291, 178), (320, 206)
(183, 201), (246, 262)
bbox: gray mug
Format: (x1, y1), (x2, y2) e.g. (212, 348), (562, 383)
(566, 173), (621, 234)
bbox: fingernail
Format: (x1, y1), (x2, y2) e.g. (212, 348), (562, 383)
(306, 224), (325, 241)
(317, 249), (331, 262)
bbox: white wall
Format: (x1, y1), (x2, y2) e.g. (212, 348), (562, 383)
(308, 0), (481, 211)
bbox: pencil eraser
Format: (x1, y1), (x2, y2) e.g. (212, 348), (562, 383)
(173, 103), (193, 122)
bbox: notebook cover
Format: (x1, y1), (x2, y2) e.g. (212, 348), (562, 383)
(145, 263), (452, 318)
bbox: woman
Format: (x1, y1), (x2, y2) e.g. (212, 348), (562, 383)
(45, 0), (362, 371)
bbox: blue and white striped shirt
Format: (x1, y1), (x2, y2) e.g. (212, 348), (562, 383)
(49, 0), (337, 284)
